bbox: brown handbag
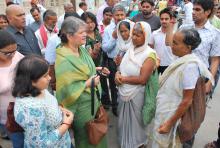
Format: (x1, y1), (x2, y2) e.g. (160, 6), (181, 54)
(5, 102), (24, 133)
(178, 76), (206, 143)
(86, 77), (109, 145)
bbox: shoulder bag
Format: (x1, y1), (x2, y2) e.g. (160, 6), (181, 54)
(86, 77), (109, 145)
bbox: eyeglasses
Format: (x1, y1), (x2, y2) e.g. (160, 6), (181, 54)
(0, 50), (16, 57)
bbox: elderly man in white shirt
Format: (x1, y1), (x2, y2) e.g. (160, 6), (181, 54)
(35, 10), (58, 55)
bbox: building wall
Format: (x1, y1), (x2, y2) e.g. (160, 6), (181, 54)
(0, 0), (105, 16)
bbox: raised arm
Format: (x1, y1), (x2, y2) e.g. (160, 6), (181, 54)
(102, 28), (117, 53)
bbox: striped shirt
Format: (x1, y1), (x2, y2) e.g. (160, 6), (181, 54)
(180, 21), (220, 68)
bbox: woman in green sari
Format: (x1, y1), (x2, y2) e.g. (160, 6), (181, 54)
(55, 17), (109, 148)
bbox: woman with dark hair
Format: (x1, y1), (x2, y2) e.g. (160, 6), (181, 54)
(56, 17), (109, 148)
(81, 12), (102, 66)
(114, 20), (134, 66)
(152, 29), (214, 147)
(0, 30), (23, 147)
(13, 55), (73, 147)
(0, 14), (8, 30)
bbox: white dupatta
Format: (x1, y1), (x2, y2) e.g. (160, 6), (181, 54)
(116, 19), (135, 53)
(160, 53), (214, 87)
(119, 22), (156, 101)
(153, 53), (214, 148)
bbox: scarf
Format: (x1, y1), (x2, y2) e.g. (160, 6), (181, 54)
(39, 24), (58, 47)
(55, 46), (96, 107)
(128, 21), (154, 67)
(160, 53), (214, 87)
(116, 19), (135, 53)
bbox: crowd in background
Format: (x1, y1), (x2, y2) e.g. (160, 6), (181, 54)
(0, 0), (220, 148)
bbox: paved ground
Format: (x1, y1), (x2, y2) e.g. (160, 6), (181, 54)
(1, 83), (220, 148)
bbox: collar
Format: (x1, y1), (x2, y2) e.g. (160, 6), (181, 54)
(7, 25), (26, 34)
(154, 27), (165, 34)
(110, 21), (116, 28)
(98, 21), (104, 26)
(157, 27), (162, 32)
(193, 20), (213, 31)
(78, 8), (84, 12)
(203, 20), (213, 30)
(43, 24), (56, 33)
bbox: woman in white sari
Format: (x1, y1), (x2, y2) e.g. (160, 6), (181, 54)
(115, 22), (157, 148)
(152, 28), (214, 148)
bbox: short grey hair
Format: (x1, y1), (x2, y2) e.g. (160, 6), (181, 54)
(43, 10), (57, 21)
(60, 16), (86, 43)
(112, 4), (126, 14)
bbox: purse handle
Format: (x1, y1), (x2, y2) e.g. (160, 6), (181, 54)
(91, 77), (101, 116)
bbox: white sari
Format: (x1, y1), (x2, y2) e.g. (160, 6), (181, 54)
(116, 19), (135, 54)
(152, 53), (214, 148)
(118, 22), (156, 148)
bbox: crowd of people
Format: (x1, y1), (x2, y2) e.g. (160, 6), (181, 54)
(0, 0), (220, 148)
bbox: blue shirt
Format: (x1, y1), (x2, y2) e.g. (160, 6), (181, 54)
(180, 21), (220, 68)
(45, 34), (61, 65)
(6, 25), (42, 56)
(14, 90), (71, 148)
(102, 21), (117, 58)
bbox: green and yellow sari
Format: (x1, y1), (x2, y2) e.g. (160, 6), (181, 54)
(55, 46), (107, 148)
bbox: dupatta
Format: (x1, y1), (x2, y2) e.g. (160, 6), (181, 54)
(55, 46), (96, 107)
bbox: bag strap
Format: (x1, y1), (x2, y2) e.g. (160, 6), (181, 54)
(90, 77), (101, 116)
(91, 77), (95, 116)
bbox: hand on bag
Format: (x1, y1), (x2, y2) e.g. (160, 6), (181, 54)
(86, 75), (100, 88)
(62, 109), (74, 125)
(157, 120), (172, 134)
(115, 71), (123, 85)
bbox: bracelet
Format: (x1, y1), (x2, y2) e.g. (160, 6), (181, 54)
(62, 122), (71, 127)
